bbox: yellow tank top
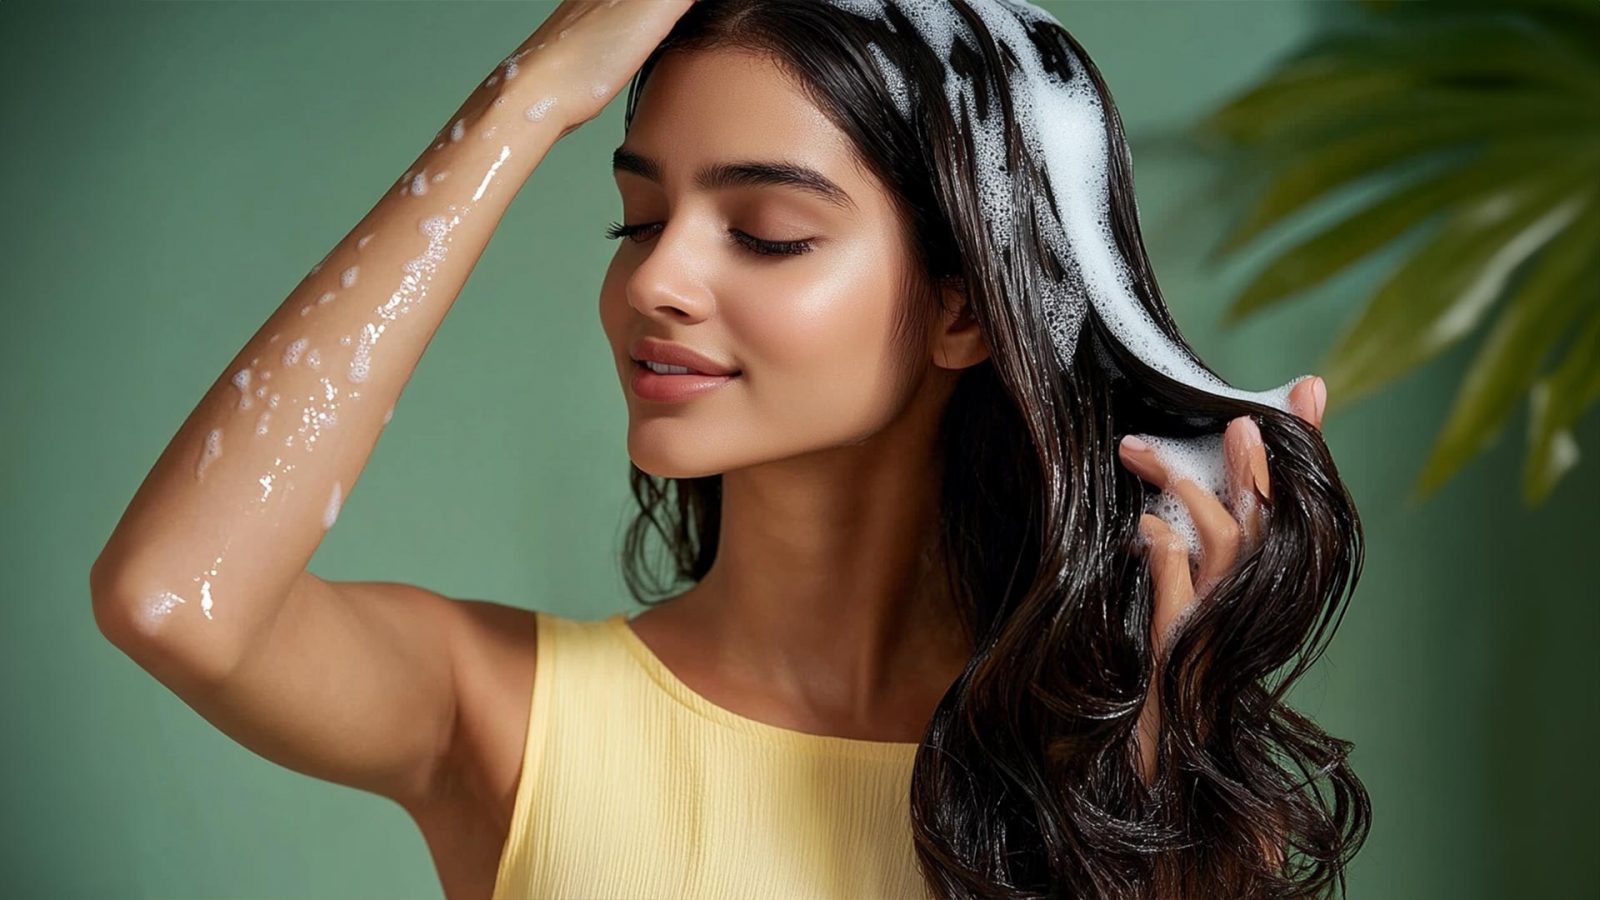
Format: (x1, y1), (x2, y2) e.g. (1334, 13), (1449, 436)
(490, 610), (935, 900)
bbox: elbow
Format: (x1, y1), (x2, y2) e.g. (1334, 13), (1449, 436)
(89, 539), (150, 635)
(90, 553), (143, 647)
(89, 557), (242, 684)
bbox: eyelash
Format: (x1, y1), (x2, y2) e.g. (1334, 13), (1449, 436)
(602, 221), (816, 257)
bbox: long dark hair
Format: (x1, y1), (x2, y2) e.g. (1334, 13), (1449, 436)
(615, 1), (1370, 896)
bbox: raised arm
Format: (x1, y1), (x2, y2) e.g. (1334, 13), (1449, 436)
(88, 0), (697, 811)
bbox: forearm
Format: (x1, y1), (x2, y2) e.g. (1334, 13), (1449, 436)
(91, 51), (561, 672)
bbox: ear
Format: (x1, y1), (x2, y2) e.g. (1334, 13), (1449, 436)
(931, 277), (989, 370)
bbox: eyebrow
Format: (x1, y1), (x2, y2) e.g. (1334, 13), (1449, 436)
(611, 146), (857, 212)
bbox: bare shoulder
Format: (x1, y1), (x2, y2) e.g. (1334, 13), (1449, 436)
(431, 596), (540, 825)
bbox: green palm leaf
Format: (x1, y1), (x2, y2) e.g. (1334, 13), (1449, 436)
(1414, 195), (1600, 502)
(1204, 90), (1594, 259)
(1321, 162), (1593, 410)
(1201, 26), (1599, 151)
(1525, 304), (1600, 505)
(1223, 145), (1558, 324)
(1196, 0), (1600, 506)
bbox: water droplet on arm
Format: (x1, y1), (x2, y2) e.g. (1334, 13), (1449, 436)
(322, 480), (343, 529)
(195, 428), (223, 480)
(231, 369), (253, 410)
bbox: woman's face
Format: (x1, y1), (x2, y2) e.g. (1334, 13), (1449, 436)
(598, 47), (959, 479)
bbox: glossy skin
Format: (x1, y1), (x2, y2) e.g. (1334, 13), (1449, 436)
(88, 4), (700, 900)
(88, 0), (1322, 894)
(597, 44), (986, 748)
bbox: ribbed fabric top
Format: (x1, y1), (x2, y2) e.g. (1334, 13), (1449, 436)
(490, 610), (934, 900)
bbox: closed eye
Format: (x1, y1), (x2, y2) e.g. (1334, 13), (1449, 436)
(603, 221), (816, 257)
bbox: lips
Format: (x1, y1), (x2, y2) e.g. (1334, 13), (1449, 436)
(630, 363), (739, 402)
(628, 337), (740, 376)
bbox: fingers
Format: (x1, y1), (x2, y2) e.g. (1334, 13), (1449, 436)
(1224, 415), (1269, 549)
(1290, 375), (1327, 431)
(1119, 436), (1246, 597)
(1137, 512), (1194, 656)
(1170, 479), (1244, 595)
(1120, 370), (1323, 590)
(1134, 512), (1193, 785)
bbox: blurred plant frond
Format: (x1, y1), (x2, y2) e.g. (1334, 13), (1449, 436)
(1183, 0), (1599, 507)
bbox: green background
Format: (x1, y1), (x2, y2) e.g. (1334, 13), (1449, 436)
(3, 2), (1595, 897)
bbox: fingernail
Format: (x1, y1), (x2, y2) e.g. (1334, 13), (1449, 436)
(1122, 434), (1150, 453)
(1242, 418), (1271, 501)
(1312, 377), (1327, 423)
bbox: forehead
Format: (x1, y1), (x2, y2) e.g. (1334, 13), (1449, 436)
(622, 48), (867, 201)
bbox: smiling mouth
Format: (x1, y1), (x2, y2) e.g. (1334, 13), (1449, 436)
(634, 360), (742, 377)
(630, 360), (742, 402)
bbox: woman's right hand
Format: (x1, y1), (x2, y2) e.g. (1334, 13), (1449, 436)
(498, 0), (698, 140)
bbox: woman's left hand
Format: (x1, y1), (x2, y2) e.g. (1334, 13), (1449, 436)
(1117, 375), (1326, 784)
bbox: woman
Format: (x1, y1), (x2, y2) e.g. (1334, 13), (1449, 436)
(90, 0), (1369, 897)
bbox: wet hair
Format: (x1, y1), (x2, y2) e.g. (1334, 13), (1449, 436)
(615, 1), (1370, 896)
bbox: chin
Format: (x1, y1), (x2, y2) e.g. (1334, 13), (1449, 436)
(626, 428), (731, 480)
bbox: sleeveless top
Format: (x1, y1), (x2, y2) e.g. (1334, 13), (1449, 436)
(490, 610), (935, 900)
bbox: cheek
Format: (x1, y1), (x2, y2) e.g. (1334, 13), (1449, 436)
(731, 251), (911, 422)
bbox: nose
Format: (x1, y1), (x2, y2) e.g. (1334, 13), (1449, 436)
(624, 224), (716, 323)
